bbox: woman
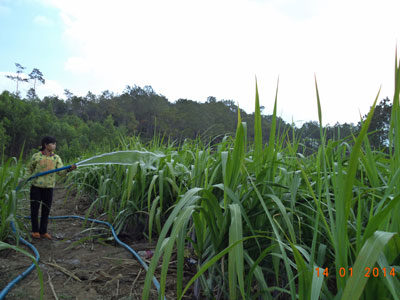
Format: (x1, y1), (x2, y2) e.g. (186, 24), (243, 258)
(27, 136), (76, 239)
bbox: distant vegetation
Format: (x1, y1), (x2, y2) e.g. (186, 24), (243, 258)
(0, 84), (392, 161)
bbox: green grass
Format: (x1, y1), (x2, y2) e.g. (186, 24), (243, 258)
(0, 152), (24, 242)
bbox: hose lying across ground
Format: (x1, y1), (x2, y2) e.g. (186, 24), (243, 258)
(0, 164), (164, 300)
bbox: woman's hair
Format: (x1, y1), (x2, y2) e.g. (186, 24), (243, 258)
(40, 136), (57, 151)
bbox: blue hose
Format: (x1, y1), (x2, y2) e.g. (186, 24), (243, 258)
(0, 222), (40, 300)
(47, 215), (161, 290)
(1, 166), (165, 300)
(15, 165), (72, 192)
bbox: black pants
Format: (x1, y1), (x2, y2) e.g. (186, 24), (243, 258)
(30, 186), (53, 234)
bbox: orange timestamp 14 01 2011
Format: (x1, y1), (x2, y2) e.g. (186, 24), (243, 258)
(316, 267), (395, 278)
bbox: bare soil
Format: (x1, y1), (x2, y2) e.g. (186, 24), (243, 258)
(0, 187), (195, 300)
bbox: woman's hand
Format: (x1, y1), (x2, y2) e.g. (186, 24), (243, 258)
(68, 164), (77, 172)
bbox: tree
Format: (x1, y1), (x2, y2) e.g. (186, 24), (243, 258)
(26, 88), (39, 100)
(362, 97), (392, 149)
(64, 89), (74, 100)
(206, 96), (217, 103)
(29, 68), (45, 92)
(5, 63), (29, 96)
(300, 121), (321, 154)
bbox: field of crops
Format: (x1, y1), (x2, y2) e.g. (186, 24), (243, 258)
(1, 59), (400, 299)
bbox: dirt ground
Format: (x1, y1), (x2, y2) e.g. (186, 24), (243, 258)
(0, 187), (195, 300)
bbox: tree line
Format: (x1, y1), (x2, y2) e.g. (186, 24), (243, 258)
(0, 80), (392, 161)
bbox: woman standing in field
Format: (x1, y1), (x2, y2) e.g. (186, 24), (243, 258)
(27, 136), (76, 239)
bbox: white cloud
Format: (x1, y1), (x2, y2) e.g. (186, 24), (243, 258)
(37, 0), (400, 125)
(0, 72), (18, 94)
(36, 78), (65, 97)
(64, 56), (92, 73)
(33, 15), (53, 26)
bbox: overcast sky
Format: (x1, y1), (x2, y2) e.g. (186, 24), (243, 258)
(1, 0), (399, 126)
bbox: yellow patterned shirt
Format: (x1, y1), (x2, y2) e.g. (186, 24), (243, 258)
(27, 152), (68, 188)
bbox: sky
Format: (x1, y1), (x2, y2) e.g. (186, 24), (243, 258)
(1, 0), (399, 126)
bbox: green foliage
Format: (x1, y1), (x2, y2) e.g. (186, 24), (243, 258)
(0, 91), (123, 161)
(0, 83), (349, 163)
(0, 152), (24, 241)
(364, 97), (392, 149)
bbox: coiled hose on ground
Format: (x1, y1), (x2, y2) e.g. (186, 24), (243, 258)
(0, 165), (164, 300)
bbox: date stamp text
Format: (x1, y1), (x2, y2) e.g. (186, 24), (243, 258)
(315, 267), (395, 278)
